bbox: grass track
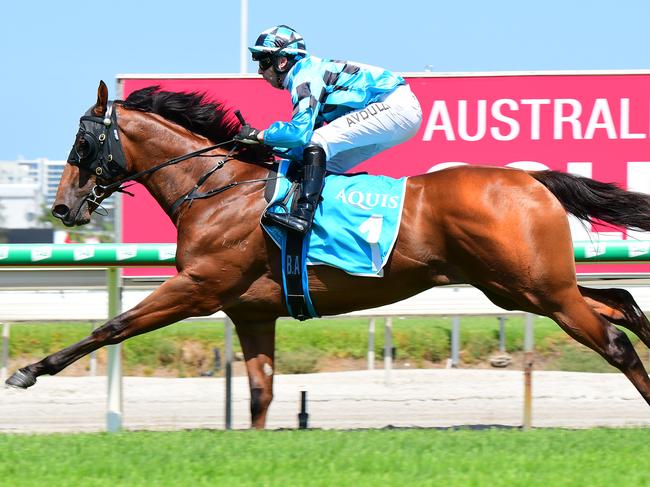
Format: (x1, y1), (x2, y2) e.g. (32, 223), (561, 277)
(0, 428), (648, 486)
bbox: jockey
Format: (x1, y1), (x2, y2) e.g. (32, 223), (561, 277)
(235, 25), (423, 234)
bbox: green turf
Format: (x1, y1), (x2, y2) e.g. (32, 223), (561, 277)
(0, 428), (648, 486)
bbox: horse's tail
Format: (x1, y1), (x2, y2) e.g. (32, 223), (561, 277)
(531, 170), (650, 231)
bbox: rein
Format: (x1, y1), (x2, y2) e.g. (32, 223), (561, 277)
(93, 140), (234, 199)
(77, 139), (233, 215)
(167, 157), (279, 216)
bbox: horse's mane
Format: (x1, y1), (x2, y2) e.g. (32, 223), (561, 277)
(120, 86), (274, 163)
(120, 86), (242, 144)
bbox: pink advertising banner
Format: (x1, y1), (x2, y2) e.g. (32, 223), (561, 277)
(118, 72), (650, 276)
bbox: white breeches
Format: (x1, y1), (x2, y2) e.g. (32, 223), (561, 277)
(309, 84), (422, 173)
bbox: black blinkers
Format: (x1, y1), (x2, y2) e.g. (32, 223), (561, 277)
(67, 101), (127, 179)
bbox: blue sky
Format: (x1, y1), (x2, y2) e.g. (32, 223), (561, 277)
(1, 0), (649, 160)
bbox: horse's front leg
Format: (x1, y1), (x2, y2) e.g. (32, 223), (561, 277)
(234, 320), (276, 429)
(5, 272), (221, 388)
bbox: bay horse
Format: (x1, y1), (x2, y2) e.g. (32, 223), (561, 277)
(7, 80), (650, 428)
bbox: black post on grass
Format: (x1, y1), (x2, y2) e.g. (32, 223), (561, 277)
(1, 322), (8, 383)
(225, 317), (233, 430)
(298, 390), (309, 429)
(498, 316), (506, 353)
(213, 348), (222, 373)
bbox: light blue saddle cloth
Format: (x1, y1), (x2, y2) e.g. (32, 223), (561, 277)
(262, 160), (407, 277)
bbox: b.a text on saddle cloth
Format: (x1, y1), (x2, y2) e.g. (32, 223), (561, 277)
(263, 160), (407, 277)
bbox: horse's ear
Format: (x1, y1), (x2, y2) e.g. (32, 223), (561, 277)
(93, 80), (109, 116)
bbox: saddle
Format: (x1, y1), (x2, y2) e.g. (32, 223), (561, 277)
(263, 160), (407, 320)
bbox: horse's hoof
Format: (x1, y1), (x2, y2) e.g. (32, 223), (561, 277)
(5, 369), (37, 389)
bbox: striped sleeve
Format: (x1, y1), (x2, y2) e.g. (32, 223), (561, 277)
(263, 63), (324, 148)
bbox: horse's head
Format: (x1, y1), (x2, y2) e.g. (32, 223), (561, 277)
(53, 81), (128, 226)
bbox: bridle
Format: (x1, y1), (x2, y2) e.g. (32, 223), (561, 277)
(68, 101), (128, 180)
(67, 103), (278, 216)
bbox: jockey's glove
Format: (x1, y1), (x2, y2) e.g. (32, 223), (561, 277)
(235, 125), (261, 144)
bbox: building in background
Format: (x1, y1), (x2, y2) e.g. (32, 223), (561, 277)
(0, 160), (44, 228)
(42, 160), (65, 207)
(0, 158), (115, 242)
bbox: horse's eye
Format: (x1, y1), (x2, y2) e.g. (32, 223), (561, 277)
(77, 138), (90, 156)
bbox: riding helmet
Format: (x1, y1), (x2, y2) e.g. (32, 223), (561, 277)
(249, 25), (308, 58)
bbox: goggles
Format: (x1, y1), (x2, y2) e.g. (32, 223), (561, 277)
(252, 52), (274, 71)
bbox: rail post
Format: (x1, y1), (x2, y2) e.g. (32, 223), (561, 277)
(106, 267), (123, 433)
(451, 316), (461, 368)
(384, 317), (393, 385)
(1, 322), (9, 382)
(498, 316), (506, 353)
(450, 287), (461, 368)
(523, 313), (534, 430)
(224, 316), (233, 430)
(367, 318), (375, 370)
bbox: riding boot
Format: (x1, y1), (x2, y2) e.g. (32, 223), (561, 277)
(264, 145), (326, 234)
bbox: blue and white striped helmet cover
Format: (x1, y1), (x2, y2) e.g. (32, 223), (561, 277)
(249, 25), (307, 57)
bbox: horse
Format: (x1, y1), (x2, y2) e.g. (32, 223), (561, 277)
(7, 80), (650, 428)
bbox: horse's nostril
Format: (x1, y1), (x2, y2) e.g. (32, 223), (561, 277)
(52, 204), (70, 219)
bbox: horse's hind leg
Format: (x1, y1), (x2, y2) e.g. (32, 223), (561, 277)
(550, 289), (650, 405)
(478, 283), (650, 404)
(579, 285), (650, 347)
(472, 282), (650, 405)
(232, 318), (276, 429)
